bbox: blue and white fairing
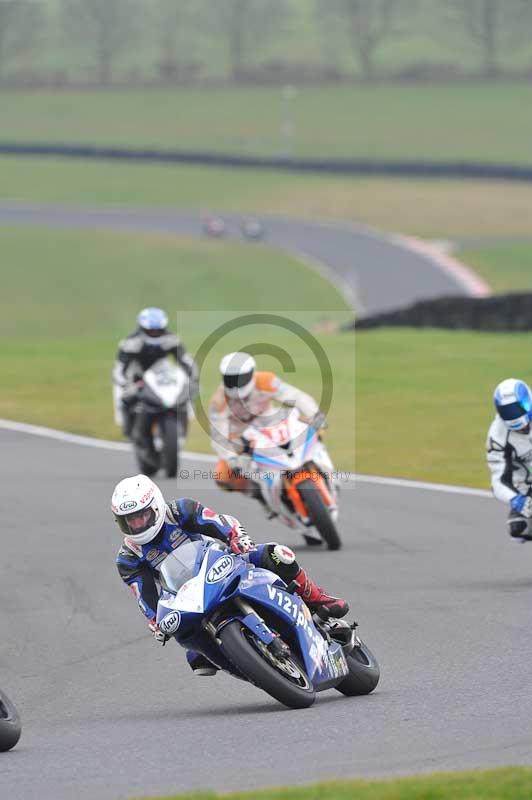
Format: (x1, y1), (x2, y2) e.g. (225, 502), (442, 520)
(156, 537), (348, 687)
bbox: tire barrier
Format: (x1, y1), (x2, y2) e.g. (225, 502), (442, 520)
(348, 292), (532, 331)
(2, 141), (532, 181)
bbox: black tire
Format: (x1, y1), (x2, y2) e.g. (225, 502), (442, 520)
(219, 621), (316, 709)
(133, 447), (159, 477)
(160, 415), (178, 478)
(132, 414), (159, 477)
(335, 640), (380, 696)
(298, 479), (342, 551)
(0, 690), (21, 752)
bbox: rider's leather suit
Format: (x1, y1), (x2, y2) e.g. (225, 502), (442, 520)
(116, 498), (297, 622)
(112, 328), (197, 430)
(208, 372), (318, 490)
(486, 415), (532, 537)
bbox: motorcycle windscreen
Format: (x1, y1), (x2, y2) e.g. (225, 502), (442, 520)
(159, 540), (205, 593)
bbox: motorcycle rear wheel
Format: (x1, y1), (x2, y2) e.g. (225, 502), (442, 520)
(335, 640), (380, 696)
(220, 621), (315, 709)
(297, 479), (342, 551)
(0, 690), (21, 752)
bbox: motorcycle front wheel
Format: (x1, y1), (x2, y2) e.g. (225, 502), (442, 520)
(0, 690), (21, 752)
(132, 413), (160, 477)
(297, 479), (342, 551)
(220, 621), (315, 709)
(160, 415), (179, 478)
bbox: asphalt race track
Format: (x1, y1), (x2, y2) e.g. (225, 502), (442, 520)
(2, 205), (527, 799)
(2, 428), (532, 800)
(0, 204), (474, 313)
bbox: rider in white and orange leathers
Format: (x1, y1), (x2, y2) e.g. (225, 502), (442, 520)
(209, 352), (323, 494)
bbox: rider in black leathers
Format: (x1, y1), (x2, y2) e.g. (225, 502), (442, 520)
(112, 307), (198, 437)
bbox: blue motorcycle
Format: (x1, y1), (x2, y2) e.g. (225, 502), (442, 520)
(156, 537), (379, 709)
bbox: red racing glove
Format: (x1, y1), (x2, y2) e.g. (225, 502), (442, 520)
(148, 618), (167, 644)
(228, 522), (254, 555)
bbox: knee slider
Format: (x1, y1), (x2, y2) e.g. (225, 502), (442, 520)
(271, 544), (296, 566)
(261, 543), (299, 582)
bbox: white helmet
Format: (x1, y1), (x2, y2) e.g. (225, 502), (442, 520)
(111, 474), (166, 544)
(220, 352), (256, 399)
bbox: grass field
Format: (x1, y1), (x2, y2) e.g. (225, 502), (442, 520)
(1, 227), (355, 466)
(355, 327), (530, 487)
(4, 226), (531, 487)
(458, 244), (532, 293)
(2, 154), (532, 298)
(3, 157), (532, 241)
(152, 767), (532, 800)
(3, 84), (532, 164)
(2, 149), (532, 488)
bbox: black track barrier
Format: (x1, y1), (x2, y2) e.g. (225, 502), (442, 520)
(347, 292), (532, 332)
(2, 141), (532, 181)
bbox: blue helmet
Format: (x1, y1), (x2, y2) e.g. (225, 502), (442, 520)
(493, 378), (532, 431)
(137, 307), (168, 338)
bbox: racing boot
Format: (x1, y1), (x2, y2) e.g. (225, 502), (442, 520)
(292, 567), (349, 619)
(302, 531), (323, 547)
(508, 511), (532, 541)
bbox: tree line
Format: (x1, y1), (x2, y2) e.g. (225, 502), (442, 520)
(1, 0), (532, 86)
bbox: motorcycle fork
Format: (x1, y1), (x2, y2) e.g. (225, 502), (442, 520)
(211, 599), (288, 656)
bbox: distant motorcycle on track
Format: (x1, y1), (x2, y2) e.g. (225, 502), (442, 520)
(203, 215), (226, 238)
(130, 358), (190, 479)
(156, 536), (379, 709)
(241, 410), (342, 550)
(240, 218), (264, 240)
(0, 689), (21, 752)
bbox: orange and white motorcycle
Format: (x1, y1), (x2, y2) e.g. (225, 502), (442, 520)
(242, 410), (342, 550)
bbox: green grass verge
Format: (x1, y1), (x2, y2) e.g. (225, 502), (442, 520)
(1, 227), (354, 467)
(3, 155), (532, 296)
(355, 327), (532, 488)
(458, 244), (532, 294)
(5, 228), (532, 488)
(4, 84), (532, 164)
(146, 767), (532, 800)
(3, 156), (532, 241)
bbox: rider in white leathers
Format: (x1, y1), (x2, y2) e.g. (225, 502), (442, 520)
(486, 378), (532, 540)
(209, 352), (324, 494)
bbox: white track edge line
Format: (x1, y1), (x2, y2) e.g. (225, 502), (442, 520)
(0, 418), (492, 498)
(393, 233), (492, 298)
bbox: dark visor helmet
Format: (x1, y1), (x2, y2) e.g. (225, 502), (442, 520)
(494, 378), (532, 431)
(219, 352), (256, 399)
(137, 307), (168, 340)
(111, 474), (166, 544)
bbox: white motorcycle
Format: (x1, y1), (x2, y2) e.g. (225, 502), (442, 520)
(131, 359), (190, 479)
(241, 411), (342, 550)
